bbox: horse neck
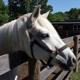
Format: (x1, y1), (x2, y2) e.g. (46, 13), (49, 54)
(16, 18), (32, 57)
(0, 20), (21, 55)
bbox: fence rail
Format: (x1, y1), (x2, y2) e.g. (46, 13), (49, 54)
(57, 30), (80, 38)
(0, 35), (80, 80)
(0, 51), (28, 75)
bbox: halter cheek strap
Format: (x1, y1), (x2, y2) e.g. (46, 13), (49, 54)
(30, 39), (53, 59)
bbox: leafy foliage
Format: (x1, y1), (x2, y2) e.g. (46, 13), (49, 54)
(8, 0), (53, 21)
(0, 0), (8, 26)
(49, 8), (80, 21)
(1, 0), (80, 25)
(65, 8), (80, 19)
(48, 12), (69, 21)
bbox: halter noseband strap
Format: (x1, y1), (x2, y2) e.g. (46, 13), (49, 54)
(47, 44), (68, 66)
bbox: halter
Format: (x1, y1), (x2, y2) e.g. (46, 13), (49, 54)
(27, 23), (68, 67)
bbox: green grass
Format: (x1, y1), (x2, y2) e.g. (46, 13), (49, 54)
(69, 64), (80, 80)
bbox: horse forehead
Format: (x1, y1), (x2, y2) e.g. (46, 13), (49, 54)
(37, 16), (54, 31)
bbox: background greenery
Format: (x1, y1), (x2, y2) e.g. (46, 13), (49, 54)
(0, 0), (80, 25)
(69, 64), (80, 80)
(0, 0), (8, 25)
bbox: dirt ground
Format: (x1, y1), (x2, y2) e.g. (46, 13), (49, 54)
(17, 61), (60, 80)
(17, 62), (29, 80)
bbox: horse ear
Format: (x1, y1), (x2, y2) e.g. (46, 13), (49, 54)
(42, 10), (50, 18)
(31, 5), (41, 22)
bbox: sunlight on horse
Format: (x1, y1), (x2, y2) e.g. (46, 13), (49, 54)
(0, 5), (76, 80)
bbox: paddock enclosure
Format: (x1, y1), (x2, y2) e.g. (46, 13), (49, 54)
(0, 35), (80, 80)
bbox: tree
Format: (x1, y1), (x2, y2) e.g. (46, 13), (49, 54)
(48, 12), (69, 22)
(65, 8), (80, 19)
(8, 0), (53, 21)
(0, 0), (8, 26)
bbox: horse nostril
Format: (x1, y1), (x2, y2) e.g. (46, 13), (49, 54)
(72, 58), (76, 64)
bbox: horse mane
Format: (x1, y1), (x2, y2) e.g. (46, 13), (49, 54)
(19, 13), (31, 21)
(0, 20), (16, 28)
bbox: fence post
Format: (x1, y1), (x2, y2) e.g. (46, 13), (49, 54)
(28, 57), (40, 80)
(73, 35), (78, 73)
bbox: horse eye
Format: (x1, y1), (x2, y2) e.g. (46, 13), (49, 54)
(41, 34), (49, 38)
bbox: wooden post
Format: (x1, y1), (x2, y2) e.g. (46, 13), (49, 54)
(73, 35), (78, 72)
(28, 57), (40, 80)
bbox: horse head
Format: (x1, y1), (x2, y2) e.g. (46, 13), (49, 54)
(21, 5), (76, 71)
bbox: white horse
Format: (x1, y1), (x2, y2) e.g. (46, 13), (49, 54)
(0, 5), (76, 80)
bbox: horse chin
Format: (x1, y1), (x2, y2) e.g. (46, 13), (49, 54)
(59, 62), (74, 71)
(60, 66), (70, 71)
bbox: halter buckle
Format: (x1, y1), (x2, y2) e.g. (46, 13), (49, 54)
(50, 51), (58, 58)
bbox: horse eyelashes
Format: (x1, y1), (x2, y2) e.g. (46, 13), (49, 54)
(40, 33), (49, 39)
